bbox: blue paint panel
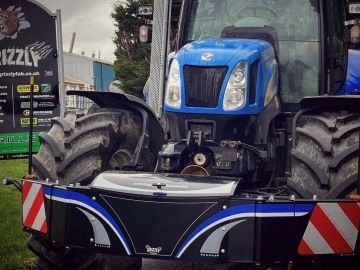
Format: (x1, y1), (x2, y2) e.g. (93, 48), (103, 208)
(183, 39), (258, 66)
(93, 62), (115, 91)
(345, 49), (360, 95)
(295, 204), (314, 213)
(163, 38), (278, 115)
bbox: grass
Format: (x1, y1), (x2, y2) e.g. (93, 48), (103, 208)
(0, 159), (36, 269)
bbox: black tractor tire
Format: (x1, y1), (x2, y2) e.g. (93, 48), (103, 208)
(289, 111), (360, 199)
(288, 111), (360, 270)
(29, 108), (144, 270)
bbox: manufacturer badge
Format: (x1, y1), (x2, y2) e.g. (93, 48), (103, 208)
(201, 53), (214, 61)
(145, 245), (162, 254)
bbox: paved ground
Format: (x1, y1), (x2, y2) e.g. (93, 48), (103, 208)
(141, 259), (291, 270)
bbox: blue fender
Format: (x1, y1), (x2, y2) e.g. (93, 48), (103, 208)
(345, 49), (360, 94)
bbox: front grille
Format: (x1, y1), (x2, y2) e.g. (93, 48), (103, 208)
(184, 66), (228, 108)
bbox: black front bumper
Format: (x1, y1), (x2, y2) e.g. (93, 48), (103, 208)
(22, 171), (360, 263)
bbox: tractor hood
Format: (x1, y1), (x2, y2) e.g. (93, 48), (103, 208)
(181, 38), (264, 66)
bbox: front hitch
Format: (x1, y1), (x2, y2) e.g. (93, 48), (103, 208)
(2, 177), (22, 192)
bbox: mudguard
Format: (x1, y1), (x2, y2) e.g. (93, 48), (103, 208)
(22, 173), (360, 264)
(299, 95), (360, 110)
(66, 90), (166, 158)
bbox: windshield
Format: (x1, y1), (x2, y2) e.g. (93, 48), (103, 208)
(185, 0), (320, 103)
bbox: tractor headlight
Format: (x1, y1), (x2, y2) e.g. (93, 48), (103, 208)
(223, 61), (246, 110)
(165, 59), (181, 108)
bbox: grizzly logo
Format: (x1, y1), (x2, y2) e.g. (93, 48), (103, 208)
(0, 6), (30, 41)
(145, 245), (162, 254)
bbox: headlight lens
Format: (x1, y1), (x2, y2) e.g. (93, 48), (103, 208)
(223, 61), (246, 110)
(165, 59), (181, 108)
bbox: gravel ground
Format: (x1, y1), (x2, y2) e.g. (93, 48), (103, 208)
(141, 259), (291, 270)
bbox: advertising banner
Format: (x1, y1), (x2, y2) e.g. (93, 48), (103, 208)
(0, 0), (59, 159)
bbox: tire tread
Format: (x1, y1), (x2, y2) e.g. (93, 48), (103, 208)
(289, 112), (359, 199)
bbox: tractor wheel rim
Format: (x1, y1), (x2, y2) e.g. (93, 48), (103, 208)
(107, 149), (133, 170)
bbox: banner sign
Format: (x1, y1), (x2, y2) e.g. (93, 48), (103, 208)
(0, 0), (59, 159)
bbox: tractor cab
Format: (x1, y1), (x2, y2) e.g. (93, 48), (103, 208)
(181, 0), (321, 104)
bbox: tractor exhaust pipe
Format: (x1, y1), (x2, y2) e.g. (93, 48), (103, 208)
(181, 165), (209, 176)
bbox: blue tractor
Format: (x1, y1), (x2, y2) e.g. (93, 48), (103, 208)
(139, 0), (360, 199)
(6, 0), (360, 269)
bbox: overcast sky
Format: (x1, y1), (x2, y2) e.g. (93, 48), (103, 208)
(36, 0), (117, 62)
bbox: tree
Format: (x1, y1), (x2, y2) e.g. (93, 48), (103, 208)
(111, 0), (182, 98)
(111, 0), (152, 97)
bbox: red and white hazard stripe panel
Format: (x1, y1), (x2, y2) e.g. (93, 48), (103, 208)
(22, 181), (48, 233)
(298, 202), (360, 255)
